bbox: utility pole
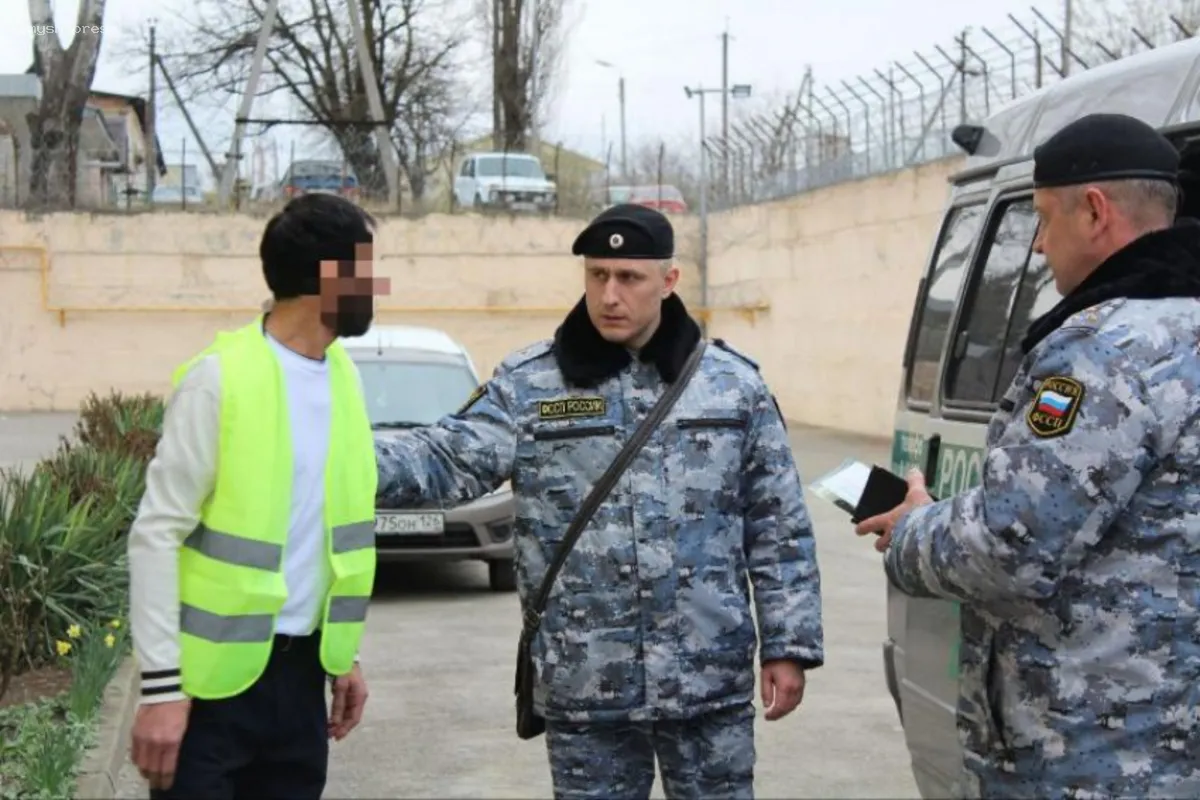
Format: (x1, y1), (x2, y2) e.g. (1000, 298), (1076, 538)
(685, 85), (710, 335)
(154, 54), (220, 182)
(1062, 0), (1074, 76)
(618, 76), (627, 177)
(492, 0), (502, 150)
(595, 60), (627, 178)
(721, 24), (729, 201)
(219, 0), (279, 206)
(528, 0), (541, 153)
(146, 20), (157, 202)
(345, 0), (400, 208)
(685, 80), (751, 332)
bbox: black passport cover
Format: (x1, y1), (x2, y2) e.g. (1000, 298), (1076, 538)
(850, 466), (912, 524)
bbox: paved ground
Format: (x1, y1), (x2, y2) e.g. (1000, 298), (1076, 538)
(0, 412), (919, 798)
(0, 411), (76, 474)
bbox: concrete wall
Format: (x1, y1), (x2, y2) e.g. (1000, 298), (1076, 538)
(706, 156), (964, 438)
(0, 209), (702, 413)
(0, 155), (965, 439)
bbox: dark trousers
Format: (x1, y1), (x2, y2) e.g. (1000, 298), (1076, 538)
(545, 701), (757, 800)
(151, 633), (329, 800)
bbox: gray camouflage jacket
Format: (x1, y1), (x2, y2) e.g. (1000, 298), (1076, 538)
(376, 293), (825, 723)
(885, 223), (1200, 799)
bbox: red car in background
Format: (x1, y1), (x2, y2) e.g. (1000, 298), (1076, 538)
(604, 184), (689, 214)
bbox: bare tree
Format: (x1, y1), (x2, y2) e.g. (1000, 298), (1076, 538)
(1071, 0), (1200, 65)
(623, 137), (701, 206)
(140, 0), (470, 201)
(25, 0), (108, 208)
(476, 0), (570, 152)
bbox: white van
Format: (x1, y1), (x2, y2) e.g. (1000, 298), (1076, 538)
(885, 35), (1200, 798)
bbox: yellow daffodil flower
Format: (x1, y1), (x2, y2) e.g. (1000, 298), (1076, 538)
(67, 624), (81, 639)
(104, 633), (116, 648)
(56, 640), (72, 656)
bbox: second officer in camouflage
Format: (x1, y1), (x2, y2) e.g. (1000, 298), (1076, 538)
(376, 203), (824, 799)
(856, 114), (1200, 798)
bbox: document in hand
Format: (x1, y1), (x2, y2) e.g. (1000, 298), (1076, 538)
(808, 458), (911, 523)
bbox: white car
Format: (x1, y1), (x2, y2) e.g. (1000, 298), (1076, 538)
(342, 324), (516, 591)
(452, 151), (556, 213)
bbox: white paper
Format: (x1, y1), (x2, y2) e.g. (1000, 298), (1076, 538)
(808, 458), (873, 512)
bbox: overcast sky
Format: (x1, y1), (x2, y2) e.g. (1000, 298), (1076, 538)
(0, 0), (1084, 184)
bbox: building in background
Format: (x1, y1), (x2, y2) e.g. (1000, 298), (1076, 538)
(0, 66), (165, 209)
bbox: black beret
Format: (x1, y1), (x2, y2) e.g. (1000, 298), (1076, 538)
(571, 203), (674, 259)
(1033, 113), (1179, 189)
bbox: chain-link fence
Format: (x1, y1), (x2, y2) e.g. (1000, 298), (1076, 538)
(709, 5), (1199, 210)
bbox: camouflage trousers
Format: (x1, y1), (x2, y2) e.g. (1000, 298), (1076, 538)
(544, 701), (755, 800)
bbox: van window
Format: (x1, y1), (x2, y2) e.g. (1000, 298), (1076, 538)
(906, 202), (987, 405)
(994, 249), (1060, 392)
(943, 197), (1040, 406)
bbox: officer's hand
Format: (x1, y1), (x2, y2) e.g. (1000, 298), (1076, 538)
(329, 663), (369, 741)
(130, 698), (191, 790)
(854, 468), (934, 552)
(760, 660), (806, 721)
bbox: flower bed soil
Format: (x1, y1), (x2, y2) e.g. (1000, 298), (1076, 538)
(0, 665), (74, 710)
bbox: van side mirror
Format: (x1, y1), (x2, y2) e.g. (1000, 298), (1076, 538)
(545, 173), (556, 182)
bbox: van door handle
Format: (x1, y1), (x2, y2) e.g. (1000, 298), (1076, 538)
(953, 330), (969, 361)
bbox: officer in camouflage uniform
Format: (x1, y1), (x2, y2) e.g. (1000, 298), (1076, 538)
(376, 203), (825, 799)
(856, 113), (1200, 798)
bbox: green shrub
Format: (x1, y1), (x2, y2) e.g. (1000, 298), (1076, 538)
(68, 390), (163, 464)
(0, 469), (128, 698)
(0, 390), (164, 702)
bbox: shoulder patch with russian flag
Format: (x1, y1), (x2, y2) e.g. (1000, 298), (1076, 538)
(1026, 376), (1084, 438)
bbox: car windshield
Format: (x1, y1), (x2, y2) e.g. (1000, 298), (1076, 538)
(355, 359), (478, 427)
(476, 157), (544, 179)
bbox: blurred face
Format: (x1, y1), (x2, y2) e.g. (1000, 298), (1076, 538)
(1032, 185), (1120, 295)
(319, 242), (391, 338)
(584, 257), (680, 348)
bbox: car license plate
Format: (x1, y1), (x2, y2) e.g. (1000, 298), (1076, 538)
(510, 201), (536, 212)
(375, 512), (445, 535)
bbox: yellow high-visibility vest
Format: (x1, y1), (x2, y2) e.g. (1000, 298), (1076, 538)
(170, 317), (377, 699)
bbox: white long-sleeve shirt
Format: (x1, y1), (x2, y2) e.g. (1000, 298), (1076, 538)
(128, 332), (361, 704)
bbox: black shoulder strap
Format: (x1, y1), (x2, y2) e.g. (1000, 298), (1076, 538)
(521, 341), (708, 633)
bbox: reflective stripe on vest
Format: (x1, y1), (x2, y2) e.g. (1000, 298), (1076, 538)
(178, 520), (375, 642)
(173, 317), (378, 700)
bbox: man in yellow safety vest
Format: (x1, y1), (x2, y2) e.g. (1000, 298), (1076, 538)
(126, 193), (390, 798)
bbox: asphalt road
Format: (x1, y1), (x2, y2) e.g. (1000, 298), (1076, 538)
(0, 412), (919, 798)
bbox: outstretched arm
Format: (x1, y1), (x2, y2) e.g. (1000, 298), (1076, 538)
(376, 365), (519, 509)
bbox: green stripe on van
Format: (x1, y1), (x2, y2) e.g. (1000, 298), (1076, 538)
(890, 429), (986, 498)
(891, 429), (982, 681)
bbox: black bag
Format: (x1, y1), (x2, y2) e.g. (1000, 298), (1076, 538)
(514, 342), (708, 740)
